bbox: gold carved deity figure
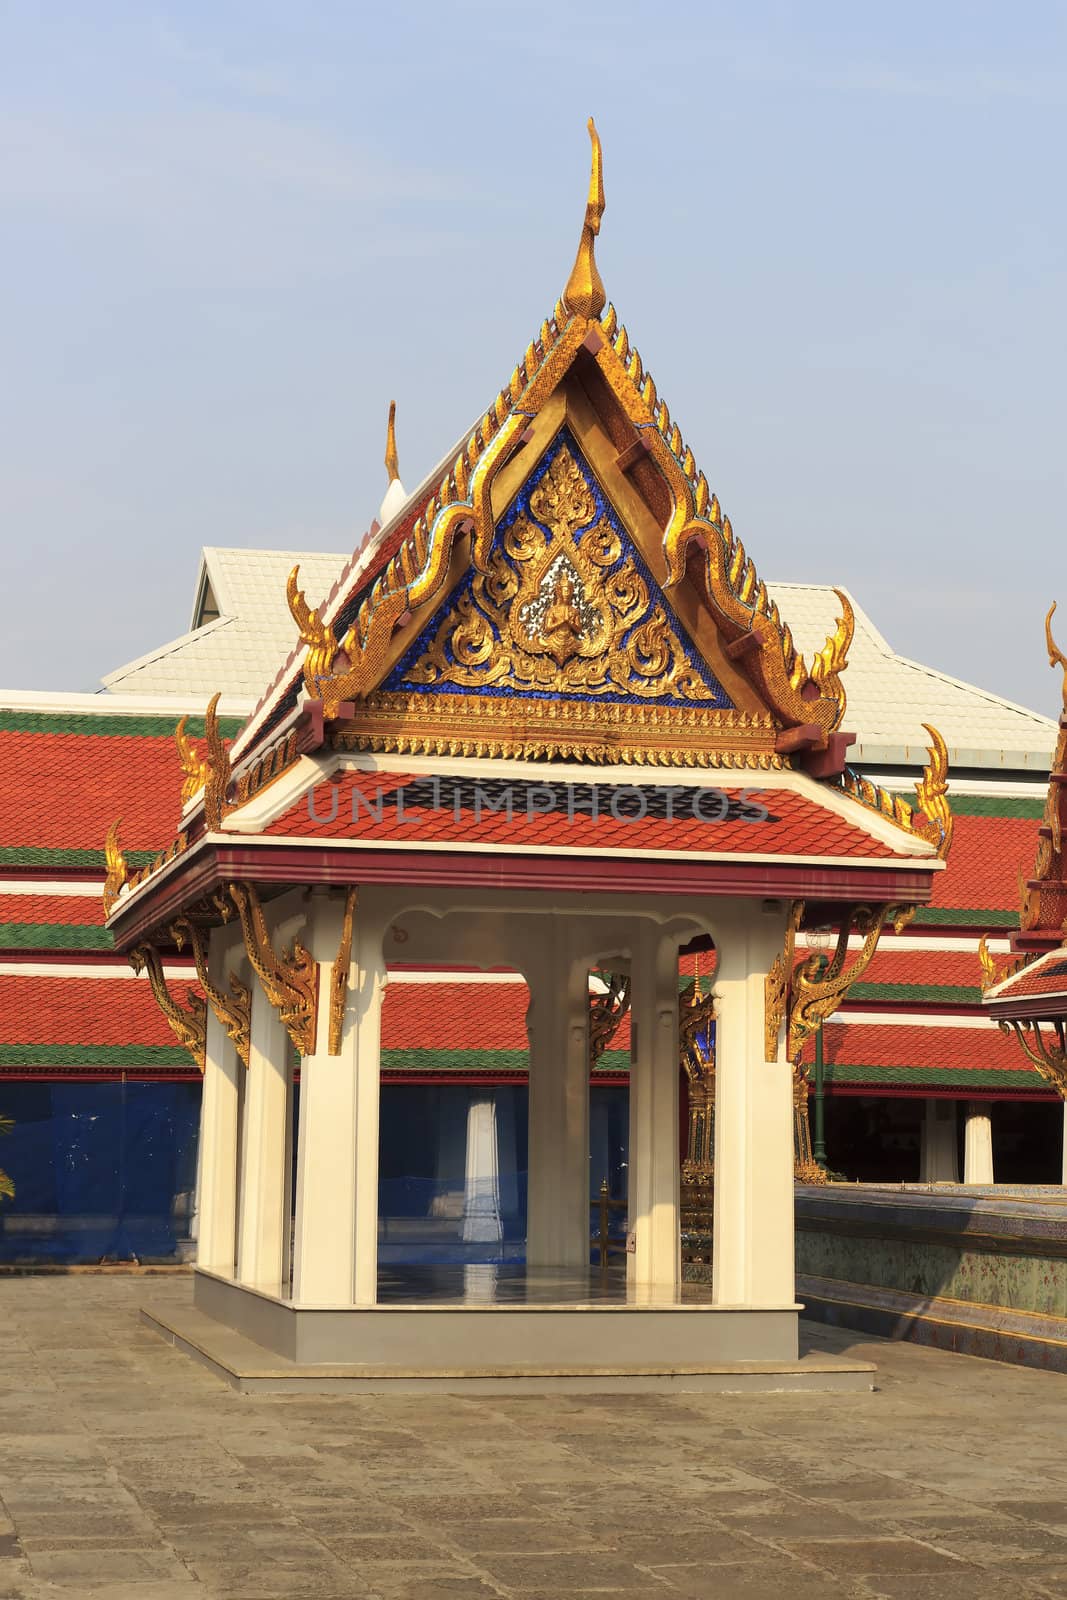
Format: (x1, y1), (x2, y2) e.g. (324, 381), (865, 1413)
(401, 438), (718, 704)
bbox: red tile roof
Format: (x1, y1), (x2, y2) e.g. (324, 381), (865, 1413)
(0, 973), (199, 1048)
(0, 895), (104, 928)
(806, 1018), (1045, 1092)
(265, 772), (901, 861)
(923, 812), (1034, 915)
(0, 730), (180, 854)
(991, 949), (1067, 1004)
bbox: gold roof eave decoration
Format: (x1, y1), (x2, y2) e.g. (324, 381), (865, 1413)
(102, 818), (128, 917)
(279, 120), (854, 745)
(835, 724), (954, 860)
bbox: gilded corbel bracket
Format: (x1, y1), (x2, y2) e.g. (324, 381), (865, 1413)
(228, 882), (318, 1057)
(128, 943), (207, 1071)
(765, 900), (804, 1061)
(998, 1019), (1067, 1098)
(788, 902), (915, 1064)
(912, 724), (953, 859)
(102, 819), (128, 917)
(328, 887), (358, 1056)
(589, 973), (631, 1069)
(170, 918), (251, 1068)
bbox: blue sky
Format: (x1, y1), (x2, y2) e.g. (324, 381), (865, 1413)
(1, 2), (1065, 717)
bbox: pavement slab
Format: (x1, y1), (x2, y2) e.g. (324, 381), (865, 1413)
(3, 1278), (1067, 1598)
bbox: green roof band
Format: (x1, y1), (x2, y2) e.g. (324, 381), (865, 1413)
(0, 711), (244, 739)
(0, 1044), (189, 1066)
(849, 982), (983, 1005)
(913, 908), (1019, 927)
(0, 847), (159, 870)
(0, 925), (114, 951)
(821, 1062), (1044, 1088)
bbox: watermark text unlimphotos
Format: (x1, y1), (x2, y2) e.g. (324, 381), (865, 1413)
(306, 777), (772, 829)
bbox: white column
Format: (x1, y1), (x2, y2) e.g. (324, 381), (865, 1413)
(920, 1099), (959, 1182)
(627, 930), (681, 1293)
(712, 904), (795, 1308)
(526, 931), (590, 1270)
(963, 1101), (994, 1185)
(292, 898), (385, 1307)
(462, 1098), (502, 1243)
(236, 983), (292, 1291)
(195, 935), (242, 1275)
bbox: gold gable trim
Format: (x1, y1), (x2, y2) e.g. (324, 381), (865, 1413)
(333, 692), (783, 769)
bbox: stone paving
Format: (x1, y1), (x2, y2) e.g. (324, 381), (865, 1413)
(3, 1278), (1067, 1598)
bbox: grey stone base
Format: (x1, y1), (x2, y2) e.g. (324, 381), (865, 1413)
(799, 1272), (1067, 1374)
(143, 1300), (876, 1395)
(193, 1267), (805, 1368)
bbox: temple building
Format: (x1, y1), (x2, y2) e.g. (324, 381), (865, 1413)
(982, 606), (1067, 1165)
(0, 125), (1061, 1279)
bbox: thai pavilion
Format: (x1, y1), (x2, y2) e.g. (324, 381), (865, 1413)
(96, 123), (953, 1386)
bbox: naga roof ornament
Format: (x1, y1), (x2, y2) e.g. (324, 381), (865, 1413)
(175, 715), (210, 804)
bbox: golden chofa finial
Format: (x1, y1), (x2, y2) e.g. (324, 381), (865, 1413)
(562, 117), (606, 321)
(385, 399), (400, 484)
(379, 399), (407, 525)
(1046, 602), (1067, 709)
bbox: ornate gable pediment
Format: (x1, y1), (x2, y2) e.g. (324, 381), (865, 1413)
(337, 423), (787, 769)
(384, 431), (732, 711)
(268, 121), (862, 774)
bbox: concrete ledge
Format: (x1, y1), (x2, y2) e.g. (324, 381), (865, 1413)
(799, 1273), (1067, 1374)
(143, 1302), (877, 1395)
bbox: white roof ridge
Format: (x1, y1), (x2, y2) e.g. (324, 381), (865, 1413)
(0, 686), (255, 715)
(875, 648), (1058, 731)
(102, 615), (237, 687)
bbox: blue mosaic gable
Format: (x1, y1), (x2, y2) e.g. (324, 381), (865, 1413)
(384, 429), (734, 709)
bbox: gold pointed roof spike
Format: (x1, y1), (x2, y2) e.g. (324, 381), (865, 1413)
(1046, 601), (1067, 710)
(562, 118), (606, 321)
(385, 399), (400, 484)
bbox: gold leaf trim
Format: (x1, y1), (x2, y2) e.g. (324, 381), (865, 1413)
(128, 943), (206, 1071)
(999, 1018), (1067, 1098)
(765, 900), (803, 1061)
(788, 903), (915, 1063)
(328, 887), (358, 1056)
(228, 881), (318, 1057)
(102, 819), (127, 917)
(334, 690), (782, 769)
(171, 918), (251, 1069)
(912, 724), (953, 859)
(202, 693), (233, 833)
(175, 717), (210, 805)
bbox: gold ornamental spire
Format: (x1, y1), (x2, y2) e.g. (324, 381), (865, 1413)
(562, 118), (606, 320)
(1046, 602), (1067, 709)
(385, 399), (400, 484)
